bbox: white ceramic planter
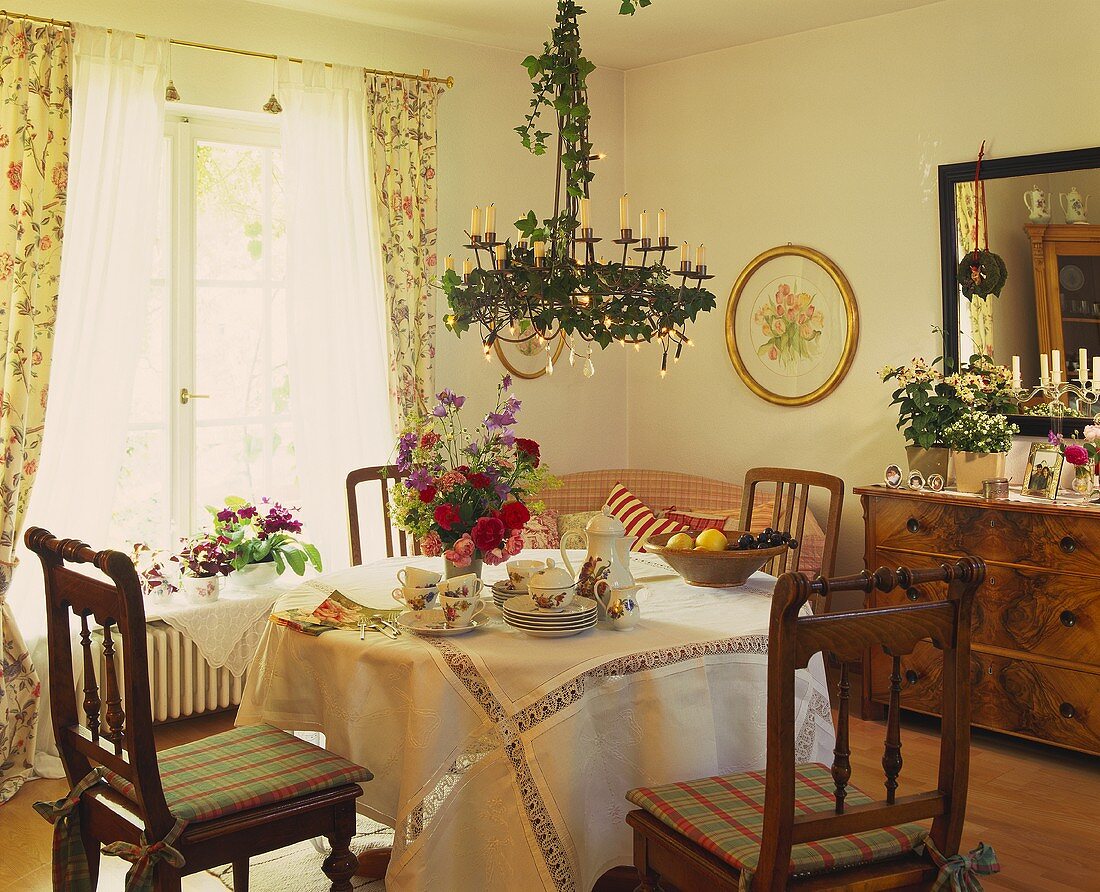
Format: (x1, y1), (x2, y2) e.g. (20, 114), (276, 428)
(181, 575), (222, 604)
(952, 450), (1007, 493)
(232, 562), (280, 588)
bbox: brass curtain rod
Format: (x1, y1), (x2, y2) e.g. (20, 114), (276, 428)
(1, 9), (454, 88)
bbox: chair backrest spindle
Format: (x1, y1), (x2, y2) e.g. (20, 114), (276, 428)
(831, 662), (851, 813)
(346, 465), (417, 564)
(883, 655), (904, 804)
(78, 613), (101, 741)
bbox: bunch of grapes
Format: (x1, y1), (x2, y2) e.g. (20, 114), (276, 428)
(732, 528), (797, 551)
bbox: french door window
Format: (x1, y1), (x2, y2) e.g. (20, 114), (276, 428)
(109, 112), (297, 546)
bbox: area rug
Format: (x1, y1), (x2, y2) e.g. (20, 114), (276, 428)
(209, 815), (393, 890)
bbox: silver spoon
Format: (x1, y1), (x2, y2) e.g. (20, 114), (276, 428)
(372, 614), (402, 637)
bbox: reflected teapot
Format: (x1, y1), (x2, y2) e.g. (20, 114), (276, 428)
(560, 506), (636, 619)
(1061, 187), (1090, 224)
(1024, 185), (1051, 224)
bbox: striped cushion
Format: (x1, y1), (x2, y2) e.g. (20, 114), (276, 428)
(665, 509), (738, 532)
(605, 483), (686, 552)
(627, 763), (927, 889)
(105, 724), (371, 823)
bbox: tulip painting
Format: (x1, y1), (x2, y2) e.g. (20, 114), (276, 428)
(752, 282), (825, 373)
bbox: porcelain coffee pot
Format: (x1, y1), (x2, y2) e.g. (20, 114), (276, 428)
(1061, 187), (1090, 224)
(559, 506), (636, 617)
(1024, 185), (1051, 224)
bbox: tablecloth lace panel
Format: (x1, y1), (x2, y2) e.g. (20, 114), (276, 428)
(152, 591), (279, 675)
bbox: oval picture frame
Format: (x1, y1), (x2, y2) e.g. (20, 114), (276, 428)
(725, 245), (859, 407)
(494, 332), (566, 380)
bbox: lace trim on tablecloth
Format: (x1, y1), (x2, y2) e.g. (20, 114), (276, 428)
(153, 591), (279, 676)
(409, 633), (827, 892)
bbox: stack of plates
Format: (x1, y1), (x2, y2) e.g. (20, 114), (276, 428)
(491, 580), (521, 609)
(502, 595), (598, 638)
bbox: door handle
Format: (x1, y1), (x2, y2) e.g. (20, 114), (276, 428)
(179, 387), (210, 405)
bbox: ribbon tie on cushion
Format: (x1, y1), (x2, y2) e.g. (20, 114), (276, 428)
(32, 767), (106, 892)
(101, 817), (187, 892)
(924, 838), (1000, 892)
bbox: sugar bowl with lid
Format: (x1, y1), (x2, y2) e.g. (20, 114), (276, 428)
(527, 558), (576, 611)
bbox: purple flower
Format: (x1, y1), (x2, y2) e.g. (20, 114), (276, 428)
(431, 404), (447, 418)
(493, 481), (512, 500)
(397, 432), (418, 469)
(238, 504), (257, 519)
(485, 410), (516, 430)
(216, 508), (236, 523)
(1048, 430), (1063, 445)
(501, 375), (512, 389)
(436, 388), (466, 410)
(407, 467), (433, 491)
(498, 429), (515, 446)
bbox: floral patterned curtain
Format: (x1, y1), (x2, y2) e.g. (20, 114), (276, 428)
(0, 17), (71, 804)
(955, 181), (994, 357)
(366, 75), (443, 429)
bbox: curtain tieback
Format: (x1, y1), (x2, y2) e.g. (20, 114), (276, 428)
(924, 838), (1000, 892)
(102, 818), (187, 891)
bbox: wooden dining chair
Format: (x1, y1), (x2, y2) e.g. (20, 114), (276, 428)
(26, 526), (372, 892)
(626, 558), (994, 892)
(346, 464), (418, 565)
(740, 467), (844, 601)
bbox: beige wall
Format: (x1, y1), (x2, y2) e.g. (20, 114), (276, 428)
(624, 0), (1100, 573)
(21, 0), (630, 473)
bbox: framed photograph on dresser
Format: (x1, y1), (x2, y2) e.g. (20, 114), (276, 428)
(1022, 442), (1064, 499)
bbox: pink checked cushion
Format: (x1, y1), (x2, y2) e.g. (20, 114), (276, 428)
(521, 509), (561, 549)
(665, 509), (738, 532)
(104, 724), (371, 823)
(605, 483), (686, 552)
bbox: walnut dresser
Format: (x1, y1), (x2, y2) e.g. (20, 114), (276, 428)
(857, 485), (1100, 756)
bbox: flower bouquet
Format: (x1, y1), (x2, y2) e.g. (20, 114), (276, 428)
(391, 377), (558, 577)
(1049, 427), (1100, 498)
(176, 533), (233, 603)
(210, 498), (322, 587)
(941, 407), (1018, 493)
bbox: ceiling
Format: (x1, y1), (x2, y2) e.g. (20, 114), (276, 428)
(249, 0), (947, 70)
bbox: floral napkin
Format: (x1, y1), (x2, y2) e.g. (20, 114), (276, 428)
(270, 590), (373, 636)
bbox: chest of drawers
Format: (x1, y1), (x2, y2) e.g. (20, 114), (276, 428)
(858, 486), (1100, 755)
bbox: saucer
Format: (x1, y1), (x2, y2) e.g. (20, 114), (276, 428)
(396, 608), (485, 636)
(503, 594), (597, 617)
(492, 580), (522, 596)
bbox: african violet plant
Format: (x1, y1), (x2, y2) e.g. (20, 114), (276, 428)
(210, 498), (322, 576)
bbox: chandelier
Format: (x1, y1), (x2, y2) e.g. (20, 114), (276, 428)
(440, 0), (717, 377)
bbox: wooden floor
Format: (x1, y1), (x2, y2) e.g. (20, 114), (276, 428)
(1, 710), (1097, 890)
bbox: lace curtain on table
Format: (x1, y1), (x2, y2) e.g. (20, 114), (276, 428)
(0, 16), (71, 804)
(366, 75), (444, 429)
(955, 181), (994, 357)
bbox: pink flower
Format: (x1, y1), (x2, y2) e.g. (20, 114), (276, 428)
(505, 532), (523, 556)
(1065, 443), (1090, 466)
(1084, 425), (1100, 443)
(443, 534), (475, 568)
(420, 531), (443, 557)
(402, 196), (413, 219)
(438, 470), (466, 493)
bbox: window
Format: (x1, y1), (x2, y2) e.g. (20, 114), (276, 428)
(110, 113), (296, 546)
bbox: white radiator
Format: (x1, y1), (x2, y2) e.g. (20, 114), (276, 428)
(91, 621), (244, 723)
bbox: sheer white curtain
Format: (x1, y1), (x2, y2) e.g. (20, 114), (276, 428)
(278, 60), (392, 568)
(13, 25), (166, 777)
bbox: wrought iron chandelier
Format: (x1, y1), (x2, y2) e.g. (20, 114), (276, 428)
(441, 1), (717, 377)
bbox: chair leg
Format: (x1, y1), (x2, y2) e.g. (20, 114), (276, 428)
(633, 830), (665, 892)
(78, 812), (100, 889)
(232, 858), (249, 891)
(322, 830), (358, 892)
(153, 864), (183, 891)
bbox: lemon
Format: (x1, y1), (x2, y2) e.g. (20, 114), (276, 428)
(666, 532), (695, 550)
(695, 528), (729, 552)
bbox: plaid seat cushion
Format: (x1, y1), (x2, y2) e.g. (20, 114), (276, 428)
(105, 724), (371, 823)
(627, 763), (927, 889)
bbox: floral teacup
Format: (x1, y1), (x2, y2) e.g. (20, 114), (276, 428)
(392, 584), (438, 612)
(439, 591), (485, 627)
(506, 559), (548, 592)
(397, 566), (442, 588)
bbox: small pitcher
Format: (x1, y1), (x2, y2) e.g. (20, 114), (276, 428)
(593, 579), (641, 630)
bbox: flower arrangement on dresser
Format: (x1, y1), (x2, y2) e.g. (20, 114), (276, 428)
(210, 498), (322, 587)
(1050, 426), (1100, 497)
(392, 377), (559, 577)
(941, 408), (1018, 493)
(881, 352), (1017, 479)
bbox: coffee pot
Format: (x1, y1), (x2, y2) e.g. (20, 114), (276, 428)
(559, 506), (636, 619)
(1061, 187), (1090, 224)
(1024, 185), (1051, 224)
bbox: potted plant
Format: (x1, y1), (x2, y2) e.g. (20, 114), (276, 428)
(176, 533), (233, 603)
(129, 543), (179, 604)
(941, 408), (1019, 493)
(211, 498), (322, 587)
(390, 376), (559, 578)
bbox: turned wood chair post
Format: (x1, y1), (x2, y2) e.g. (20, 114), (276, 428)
(346, 464), (415, 565)
(740, 467), (844, 612)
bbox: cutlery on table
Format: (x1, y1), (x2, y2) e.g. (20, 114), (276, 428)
(372, 614), (402, 637)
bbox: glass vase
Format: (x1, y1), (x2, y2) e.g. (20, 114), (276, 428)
(445, 556), (483, 579)
(1071, 464), (1096, 501)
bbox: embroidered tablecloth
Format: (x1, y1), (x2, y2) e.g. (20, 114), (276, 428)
(236, 551), (835, 891)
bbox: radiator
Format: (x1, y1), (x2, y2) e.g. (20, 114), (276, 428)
(91, 620), (245, 723)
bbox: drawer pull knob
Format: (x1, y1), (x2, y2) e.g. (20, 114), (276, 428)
(1060, 702), (1077, 719)
(906, 588), (920, 601)
(1061, 610), (1078, 628)
(906, 517), (920, 533)
(1060, 536), (1077, 554)
(904, 669), (919, 685)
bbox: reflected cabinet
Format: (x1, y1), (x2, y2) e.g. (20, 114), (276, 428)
(1028, 223), (1100, 375)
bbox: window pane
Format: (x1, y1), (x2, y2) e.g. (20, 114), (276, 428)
(130, 282), (167, 426)
(194, 424), (258, 511)
(195, 141), (265, 282)
(270, 152), (286, 282)
(195, 285), (265, 420)
(109, 429), (169, 546)
(270, 422), (299, 505)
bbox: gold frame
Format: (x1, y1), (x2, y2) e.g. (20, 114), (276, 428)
(725, 244), (859, 407)
(1021, 441), (1064, 500)
(494, 334), (566, 380)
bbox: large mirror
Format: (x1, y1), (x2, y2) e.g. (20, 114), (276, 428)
(939, 146), (1100, 436)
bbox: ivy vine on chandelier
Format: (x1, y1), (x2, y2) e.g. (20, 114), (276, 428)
(440, 0), (717, 377)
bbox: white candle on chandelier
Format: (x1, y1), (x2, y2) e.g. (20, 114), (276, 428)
(444, 255), (454, 272)
(470, 206), (481, 239)
(533, 240), (545, 265)
(657, 209), (667, 239)
(1011, 355), (1021, 389)
(1040, 352), (1050, 387)
(1052, 349), (1062, 386)
(1079, 348), (1088, 383)
(619, 194), (629, 232)
(516, 229), (528, 248)
(680, 241), (690, 266)
(696, 244), (706, 268)
(494, 244), (506, 266)
(640, 210), (650, 240)
(485, 203), (496, 235)
(462, 258), (472, 278)
(580, 197), (591, 231)
(1093, 356), (1100, 385)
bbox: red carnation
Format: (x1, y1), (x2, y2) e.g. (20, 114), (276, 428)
(500, 501), (530, 530)
(467, 472), (492, 489)
(433, 503), (461, 531)
(419, 485), (437, 503)
(420, 431), (441, 449)
(470, 515), (506, 552)
(1065, 443), (1090, 466)
(515, 437), (541, 467)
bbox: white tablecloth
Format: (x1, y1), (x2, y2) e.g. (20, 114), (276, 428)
(236, 551), (835, 892)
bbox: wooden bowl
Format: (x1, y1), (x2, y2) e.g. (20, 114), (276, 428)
(644, 530), (787, 588)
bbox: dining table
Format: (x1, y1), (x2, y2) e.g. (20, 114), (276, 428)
(235, 549), (836, 892)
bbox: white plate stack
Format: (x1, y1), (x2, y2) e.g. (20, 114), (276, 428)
(502, 595), (598, 638)
(491, 581), (521, 609)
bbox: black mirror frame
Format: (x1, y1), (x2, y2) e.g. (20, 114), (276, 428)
(939, 145), (1100, 438)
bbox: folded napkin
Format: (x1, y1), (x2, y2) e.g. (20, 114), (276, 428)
(271, 590), (372, 636)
